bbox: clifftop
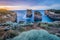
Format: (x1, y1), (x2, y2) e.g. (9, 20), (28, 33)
(46, 9), (60, 14)
(0, 9), (17, 23)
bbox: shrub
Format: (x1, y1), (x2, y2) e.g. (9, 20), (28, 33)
(12, 29), (60, 40)
(0, 38), (3, 40)
(18, 27), (25, 32)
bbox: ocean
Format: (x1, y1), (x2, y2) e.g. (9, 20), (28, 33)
(14, 10), (53, 22)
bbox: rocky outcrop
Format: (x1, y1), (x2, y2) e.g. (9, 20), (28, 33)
(19, 21), (25, 24)
(0, 27), (19, 40)
(0, 9), (17, 23)
(34, 11), (42, 22)
(26, 9), (42, 22)
(45, 10), (60, 21)
(26, 9), (32, 18)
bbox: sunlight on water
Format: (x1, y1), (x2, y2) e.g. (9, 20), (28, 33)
(12, 29), (60, 40)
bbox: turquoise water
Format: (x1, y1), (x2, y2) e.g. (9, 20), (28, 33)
(15, 10), (53, 22)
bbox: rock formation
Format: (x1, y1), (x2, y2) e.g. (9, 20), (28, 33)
(45, 9), (60, 21)
(26, 9), (32, 18)
(34, 11), (42, 22)
(0, 9), (17, 23)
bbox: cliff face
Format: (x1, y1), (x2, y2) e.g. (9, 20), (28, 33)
(26, 9), (32, 18)
(34, 11), (42, 22)
(26, 9), (42, 22)
(45, 10), (60, 20)
(0, 9), (17, 23)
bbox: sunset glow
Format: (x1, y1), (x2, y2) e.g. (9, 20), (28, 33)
(0, 6), (48, 10)
(0, 0), (60, 10)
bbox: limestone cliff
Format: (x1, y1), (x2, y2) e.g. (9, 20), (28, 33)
(0, 9), (17, 23)
(45, 9), (60, 21)
(34, 11), (42, 22)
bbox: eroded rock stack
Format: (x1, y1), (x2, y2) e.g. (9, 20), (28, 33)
(34, 11), (42, 22)
(26, 9), (32, 18)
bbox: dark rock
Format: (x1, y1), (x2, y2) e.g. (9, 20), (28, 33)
(45, 10), (60, 21)
(26, 9), (32, 18)
(34, 11), (42, 22)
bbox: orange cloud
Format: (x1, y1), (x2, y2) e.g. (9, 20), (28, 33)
(0, 5), (51, 10)
(0, 5), (48, 10)
(0, 6), (30, 10)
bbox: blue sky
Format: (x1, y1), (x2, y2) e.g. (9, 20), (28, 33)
(0, 0), (60, 10)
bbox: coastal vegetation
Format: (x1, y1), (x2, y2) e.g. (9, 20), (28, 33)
(0, 22), (60, 39)
(0, 9), (60, 40)
(0, 9), (8, 15)
(12, 30), (60, 40)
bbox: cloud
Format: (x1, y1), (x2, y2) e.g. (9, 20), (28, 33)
(0, 0), (60, 6)
(0, 4), (60, 10)
(31, 6), (48, 10)
(0, 5), (47, 10)
(47, 4), (60, 9)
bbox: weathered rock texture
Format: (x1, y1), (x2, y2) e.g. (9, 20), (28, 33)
(34, 11), (42, 22)
(0, 9), (17, 23)
(45, 10), (60, 21)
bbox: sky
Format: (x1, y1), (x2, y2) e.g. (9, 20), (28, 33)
(0, 0), (60, 10)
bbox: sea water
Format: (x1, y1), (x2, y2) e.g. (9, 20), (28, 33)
(15, 10), (53, 22)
